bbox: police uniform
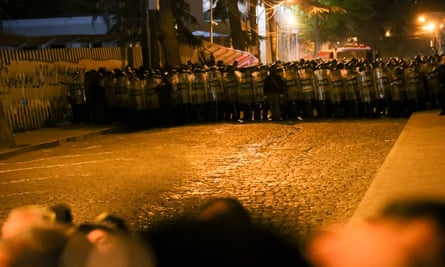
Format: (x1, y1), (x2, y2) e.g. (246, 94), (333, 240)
(438, 62), (445, 115)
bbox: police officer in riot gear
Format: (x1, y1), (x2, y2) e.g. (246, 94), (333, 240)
(67, 71), (88, 124)
(298, 61), (317, 119)
(343, 62), (360, 118)
(388, 59), (405, 118)
(313, 62), (332, 119)
(222, 63), (241, 121)
(438, 56), (445, 116)
(251, 64), (268, 121)
(159, 72), (175, 127)
(190, 65), (208, 123)
(264, 64), (286, 121)
(238, 66), (256, 123)
(330, 62), (346, 118)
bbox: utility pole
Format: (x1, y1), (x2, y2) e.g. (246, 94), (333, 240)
(210, 0), (214, 44)
(146, 0), (160, 69)
(146, 1), (152, 69)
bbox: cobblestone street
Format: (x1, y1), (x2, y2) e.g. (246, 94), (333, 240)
(129, 119), (406, 240)
(0, 118), (407, 241)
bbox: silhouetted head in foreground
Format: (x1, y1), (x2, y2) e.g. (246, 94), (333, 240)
(197, 197), (252, 228)
(0, 224), (69, 267)
(142, 197), (310, 267)
(1, 205), (56, 240)
(307, 198), (445, 267)
(50, 204), (73, 225)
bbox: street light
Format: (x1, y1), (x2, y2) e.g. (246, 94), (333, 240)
(417, 13), (445, 55)
(424, 22), (438, 54)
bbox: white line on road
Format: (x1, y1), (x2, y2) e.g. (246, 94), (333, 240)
(0, 152), (114, 166)
(0, 173), (94, 184)
(0, 158), (132, 174)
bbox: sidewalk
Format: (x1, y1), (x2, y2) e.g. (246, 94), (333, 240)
(352, 109), (445, 219)
(0, 124), (115, 160)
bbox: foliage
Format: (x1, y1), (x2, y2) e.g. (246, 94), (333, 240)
(371, 0), (417, 39)
(170, 0), (201, 47)
(70, 0), (200, 46)
(212, 0), (244, 49)
(0, 0), (23, 20)
(317, 0), (374, 44)
(278, 0), (375, 47)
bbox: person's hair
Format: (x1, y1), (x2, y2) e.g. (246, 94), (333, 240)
(8, 205), (56, 223)
(1, 225), (69, 267)
(379, 199), (445, 231)
(379, 198), (445, 266)
(78, 212), (129, 234)
(50, 204), (73, 225)
(197, 197), (251, 227)
(2, 205), (57, 240)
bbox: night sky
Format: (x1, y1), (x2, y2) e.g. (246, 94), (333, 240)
(413, 0), (445, 12)
(4, 0), (445, 19)
(3, 0), (83, 19)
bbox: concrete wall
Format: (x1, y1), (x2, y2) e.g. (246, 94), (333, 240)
(0, 46), (143, 134)
(0, 99), (15, 148)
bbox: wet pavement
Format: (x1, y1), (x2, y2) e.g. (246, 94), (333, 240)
(1, 110), (445, 241)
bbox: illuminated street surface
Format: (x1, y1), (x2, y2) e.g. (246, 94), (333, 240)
(0, 119), (405, 239)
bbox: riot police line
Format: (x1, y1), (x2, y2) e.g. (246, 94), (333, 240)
(66, 55), (445, 129)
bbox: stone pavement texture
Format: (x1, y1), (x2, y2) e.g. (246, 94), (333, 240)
(0, 111), (445, 237)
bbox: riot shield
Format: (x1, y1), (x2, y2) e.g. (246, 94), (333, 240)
(388, 66), (405, 117)
(425, 63), (440, 109)
(251, 66), (268, 120)
(128, 76), (146, 128)
(206, 67), (225, 121)
(329, 68), (346, 118)
(114, 71), (130, 124)
(313, 65), (332, 118)
(238, 67), (255, 122)
(222, 67), (241, 121)
(404, 63), (425, 115)
(298, 66), (316, 119)
(373, 64), (391, 117)
(175, 69), (192, 124)
(190, 68), (208, 122)
(357, 65), (377, 118)
(342, 68), (360, 118)
(104, 70), (118, 122)
(68, 71), (89, 123)
(282, 64), (301, 120)
(144, 72), (162, 127)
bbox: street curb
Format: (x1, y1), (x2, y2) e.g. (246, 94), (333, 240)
(0, 128), (113, 160)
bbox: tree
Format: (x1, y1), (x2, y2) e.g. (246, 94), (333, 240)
(212, 0), (250, 50)
(158, 0), (181, 68)
(266, 0), (345, 57)
(317, 0), (373, 45)
(71, 0), (200, 69)
(279, 0), (378, 55)
(159, 0), (201, 68)
(0, 0), (24, 31)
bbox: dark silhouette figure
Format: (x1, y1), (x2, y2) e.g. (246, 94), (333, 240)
(264, 66), (286, 121)
(438, 59), (445, 116)
(141, 197), (310, 267)
(50, 204), (73, 225)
